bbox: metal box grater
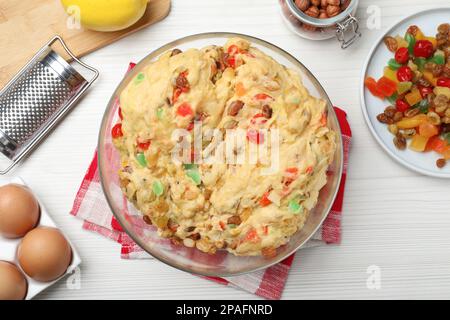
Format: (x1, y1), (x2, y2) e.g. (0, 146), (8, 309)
(0, 36), (99, 174)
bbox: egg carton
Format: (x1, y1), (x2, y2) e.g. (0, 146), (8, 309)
(0, 176), (81, 300)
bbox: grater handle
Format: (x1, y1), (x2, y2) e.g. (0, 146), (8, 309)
(0, 36), (99, 175)
(0, 161), (16, 175)
(50, 35), (100, 84)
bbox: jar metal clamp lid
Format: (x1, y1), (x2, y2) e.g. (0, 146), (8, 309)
(336, 14), (361, 49)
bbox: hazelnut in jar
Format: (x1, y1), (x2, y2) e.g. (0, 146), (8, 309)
(279, 0), (361, 48)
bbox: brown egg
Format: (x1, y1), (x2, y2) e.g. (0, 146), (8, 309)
(18, 226), (72, 282)
(0, 261), (28, 300)
(0, 184), (40, 238)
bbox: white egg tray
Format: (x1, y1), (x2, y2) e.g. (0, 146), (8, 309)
(0, 176), (81, 300)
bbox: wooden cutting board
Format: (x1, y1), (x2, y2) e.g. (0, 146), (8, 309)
(0, 0), (171, 88)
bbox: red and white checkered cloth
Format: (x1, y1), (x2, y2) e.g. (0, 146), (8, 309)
(70, 63), (352, 300)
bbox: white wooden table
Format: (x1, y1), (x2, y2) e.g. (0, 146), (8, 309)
(10, 0), (450, 299)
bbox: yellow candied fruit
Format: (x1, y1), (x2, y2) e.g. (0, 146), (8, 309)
(409, 134), (429, 152)
(423, 71), (438, 87)
(424, 36), (437, 49)
(415, 29), (425, 40)
(383, 67), (398, 84)
(396, 114), (428, 129)
(395, 35), (408, 48)
(405, 88), (422, 106)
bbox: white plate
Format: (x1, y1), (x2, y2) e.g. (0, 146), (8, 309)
(0, 176), (81, 300)
(360, 7), (450, 178)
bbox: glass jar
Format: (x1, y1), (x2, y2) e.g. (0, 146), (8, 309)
(279, 0), (361, 49)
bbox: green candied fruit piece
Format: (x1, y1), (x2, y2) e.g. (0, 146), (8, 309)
(431, 54), (445, 65)
(152, 180), (164, 197)
(288, 199), (304, 214)
(156, 107), (164, 120)
(288, 96), (301, 104)
(134, 73), (145, 84)
(397, 81), (412, 95)
(183, 163), (197, 170)
(414, 58), (426, 71)
(418, 99), (429, 114)
(443, 132), (450, 144)
(387, 92), (398, 104)
(136, 153), (147, 167)
(405, 33), (415, 54)
(388, 58), (401, 70)
(186, 169), (201, 185)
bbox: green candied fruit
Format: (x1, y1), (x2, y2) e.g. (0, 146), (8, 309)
(136, 153), (147, 167)
(443, 133), (450, 144)
(405, 33), (415, 54)
(387, 92), (398, 104)
(414, 58), (426, 71)
(152, 180), (164, 197)
(397, 81), (412, 95)
(288, 199), (304, 214)
(134, 73), (145, 84)
(388, 58), (401, 70)
(431, 54), (445, 65)
(183, 163), (197, 170)
(288, 96), (301, 104)
(156, 107), (164, 120)
(186, 169), (201, 185)
(417, 99), (429, 114)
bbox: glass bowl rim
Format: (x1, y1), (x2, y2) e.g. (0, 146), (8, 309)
(97, 32), (344, 277)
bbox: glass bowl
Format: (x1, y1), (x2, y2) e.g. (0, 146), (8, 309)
(98, 33), (344, 277)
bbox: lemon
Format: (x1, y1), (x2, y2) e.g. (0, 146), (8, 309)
(61, 0), (148, 32)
